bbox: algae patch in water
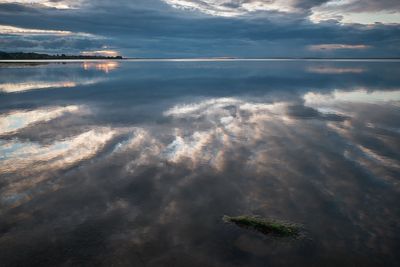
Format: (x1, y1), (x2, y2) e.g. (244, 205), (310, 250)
(223, 215), (300, 237)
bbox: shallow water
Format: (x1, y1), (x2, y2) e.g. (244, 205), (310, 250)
(0, 60), (399, 266)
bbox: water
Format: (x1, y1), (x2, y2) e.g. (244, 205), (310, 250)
(0, 60), (399, 266)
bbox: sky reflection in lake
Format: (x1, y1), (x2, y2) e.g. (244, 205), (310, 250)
(0, 61), (399, 267)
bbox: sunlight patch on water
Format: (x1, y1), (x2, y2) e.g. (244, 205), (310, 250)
(82, 61), (119, 73)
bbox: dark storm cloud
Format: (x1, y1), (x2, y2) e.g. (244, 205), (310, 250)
(0, 35), (105, 53)
(0, 0), (399, 57)
(286, 104), (349, 121)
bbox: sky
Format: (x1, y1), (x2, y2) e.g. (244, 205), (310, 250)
(0, 0), (399, 57)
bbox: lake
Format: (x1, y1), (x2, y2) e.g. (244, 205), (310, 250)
(0, 60), (399, 266)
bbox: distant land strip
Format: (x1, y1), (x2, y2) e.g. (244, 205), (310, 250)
(1, 52), (399, 61)
(0, 51), (123, 60)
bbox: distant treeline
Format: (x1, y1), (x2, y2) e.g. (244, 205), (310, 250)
(0, 51), (123, 60)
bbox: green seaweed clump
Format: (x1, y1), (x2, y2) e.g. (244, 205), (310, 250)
(223, 215), (300, 237)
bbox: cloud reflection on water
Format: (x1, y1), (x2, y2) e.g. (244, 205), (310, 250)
(0, 62), (399, 267)
(0, 128), (117, 208)
(0, 105), (82, 134)
(305, 89), (400, 105)
(0, 81), (78, 93)
(307, 66), (366, 74)
(2, 90), (398, 208)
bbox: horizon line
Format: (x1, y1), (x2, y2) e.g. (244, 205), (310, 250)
(1, 57), (400, 63)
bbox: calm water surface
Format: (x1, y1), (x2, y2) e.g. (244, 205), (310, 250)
(0, 61), (399, 266)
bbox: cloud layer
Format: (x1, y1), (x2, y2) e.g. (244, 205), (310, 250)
(0, 0), (399, 57)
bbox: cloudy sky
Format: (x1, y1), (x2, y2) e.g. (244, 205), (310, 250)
(0, 0), (399, 57)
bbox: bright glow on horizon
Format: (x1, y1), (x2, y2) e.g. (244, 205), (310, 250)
(80, 50), (120, 57)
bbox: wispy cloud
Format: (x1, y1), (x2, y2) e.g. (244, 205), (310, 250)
(0, 0), (83, 9)
(0, 24), (97, 38)
(308, 44), (371, 51)
(0, 25), (72, 35)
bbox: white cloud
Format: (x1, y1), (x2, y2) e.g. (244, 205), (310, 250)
(0, 0), (83, 9)
(162, 0), (400, 24)
(162, 0), (301, 17)
(310, 0), (400, 24)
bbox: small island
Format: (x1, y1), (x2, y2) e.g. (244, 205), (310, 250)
(0, 51), (123, 60)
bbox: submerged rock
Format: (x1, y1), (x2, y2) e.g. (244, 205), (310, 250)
(223, 215), (301, 237)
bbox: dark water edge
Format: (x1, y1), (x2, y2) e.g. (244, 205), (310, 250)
(0, 61), (399, 267)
